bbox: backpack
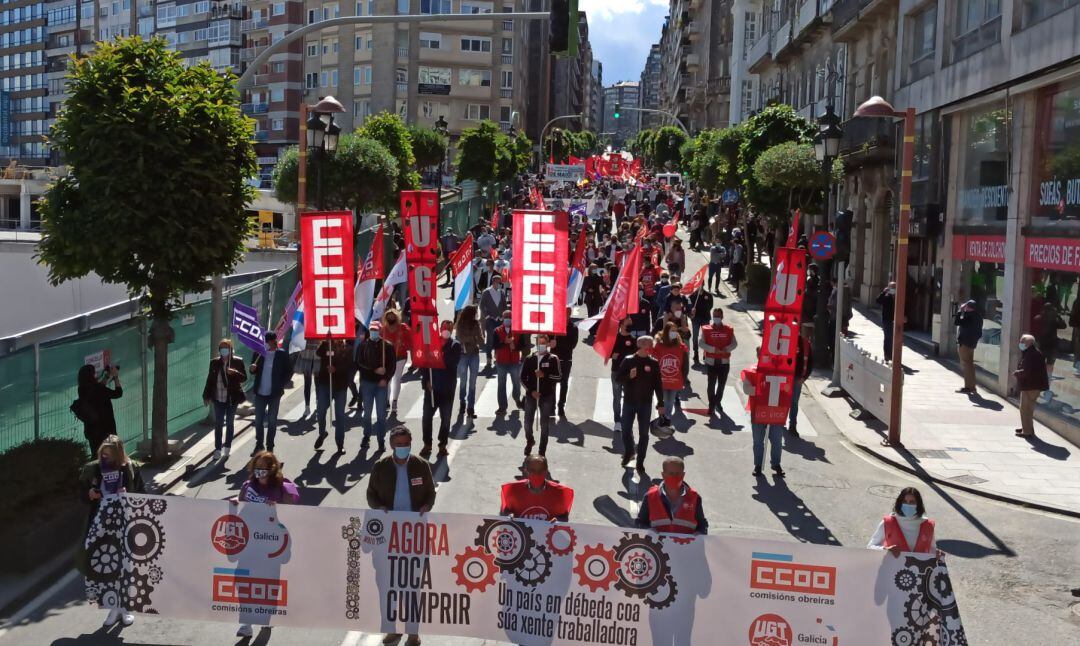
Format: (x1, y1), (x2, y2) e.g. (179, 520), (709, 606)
(70, 398), (98, 424)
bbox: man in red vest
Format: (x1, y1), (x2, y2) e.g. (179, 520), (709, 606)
(635, 457), (708, 534)
(500, 455), (574, 522)
(700, 307), (737, 417)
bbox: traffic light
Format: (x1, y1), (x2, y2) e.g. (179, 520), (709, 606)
(613, 102), (621, 119)
(549, 0), (579, 58)
(834, 209), (853, 263)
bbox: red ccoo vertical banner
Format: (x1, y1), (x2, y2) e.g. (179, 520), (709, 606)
(300, 211), (356, 339)
(511, 209), (568, 334)
(400, 190), (444, 368)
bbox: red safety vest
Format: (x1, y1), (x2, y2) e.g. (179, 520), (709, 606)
(701, 324), (735, 361)
(882, 515), (935, 553)
(645, 484), (699, 534)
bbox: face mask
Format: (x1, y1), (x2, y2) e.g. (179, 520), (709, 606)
(712, 317), (723, 325)
(1018, 342), (1028, 351)
(536, 344), (548, 354)
(887, 289), (896, 295)
(900, 503), (918, 518)
(99, 456), (113, 469)
(668, 331), (677, 340)
(663, 474), (684, 490)
(219, 348), (230, 358)
(370, 331), (381, 341)
(527, 473), (546, 488)
(254, 468), (269, 480)
(504, 319), (512, 328)
(441, 330), (452, 340)
(393, 446), (411, 460)
(673, 310), (683, 319)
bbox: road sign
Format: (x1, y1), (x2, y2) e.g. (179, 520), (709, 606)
(722, 188), (739, 205)
(809, 231), (837, 261)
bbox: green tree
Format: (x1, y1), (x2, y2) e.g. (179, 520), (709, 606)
(544, 127), (575, 163)
(456, 120), (514, 183)
(36, 37), (257, 461)
(753, 141), (842, 215)
(272, 133), (399, 211)
(685, 127), (745, 192)
(407, 124), (448, 171)
(511, 132), (534, 175)
(738, 104), (816, 225)
(652, 126), (687, 170)
(572, 130), (599, 156)
(357, 112), (420, 192)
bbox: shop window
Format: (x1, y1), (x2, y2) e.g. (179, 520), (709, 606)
(957, 105), (1009, 224)
(1031, 81), (1080, 231)
(1024, 269), (1080, 427)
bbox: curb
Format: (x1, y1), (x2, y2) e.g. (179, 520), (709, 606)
(844, 440), (1080, 520)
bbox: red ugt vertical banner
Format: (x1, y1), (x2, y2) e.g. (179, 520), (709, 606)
(300, 211), (355, 340)
(749, 246), (807, 424)
(400, 190), (444, 368)
(511, 210), (568, 334)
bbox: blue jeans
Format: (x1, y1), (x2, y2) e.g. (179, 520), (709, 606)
(211, 400), (237, 450)
(496, 363), (521, 411)
(457, 352), (480, 409)
(789, 382), (803, 428)
(752, 423), (784, 469)
(611, 375), (623, 424)
(484, 319), (500, 363)
(620, 399), (653, 464)
(663, 389), (679, 418)
(316, 384), (347, 447)
(253, 393), (281, 451)
(360, 380), (389, 442)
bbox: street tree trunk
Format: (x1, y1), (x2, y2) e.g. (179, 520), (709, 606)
(149, 317), (175, 463)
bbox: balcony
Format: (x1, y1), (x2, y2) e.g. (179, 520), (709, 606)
(500, 54), (512, 64)
(685, 53), (700, 72)
(500, 88), (511, 98)
(242, 102), (270, 115)
(396, 81), (408, 96)
(241, 45), (267, 61)
(253, 130), (270, 142)
(209, 5), (244, 20)
(773, 20), (793, 58)
(687, 21), (702, 42)
(831, 0), (891, 42)
(242, 18), (270, 31)
(838, 116), (894, 167)
(795, 0), (825, 39)
(746, 33), (772, 71)
(397, 47), (409, 58)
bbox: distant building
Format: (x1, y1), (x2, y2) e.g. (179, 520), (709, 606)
(640, 43), (662, 130)
(602, 81), (639, 146)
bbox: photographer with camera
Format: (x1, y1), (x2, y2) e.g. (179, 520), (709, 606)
(74, 362), (122, 455)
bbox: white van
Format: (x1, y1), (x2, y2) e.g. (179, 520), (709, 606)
(655, 172), (683, 187)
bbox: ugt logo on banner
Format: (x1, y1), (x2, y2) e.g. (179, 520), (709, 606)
(511, 210), (568, 334)
(400, 190), (443, 368)
(300, 211), (355, 339)
(749, 245), (807, 425)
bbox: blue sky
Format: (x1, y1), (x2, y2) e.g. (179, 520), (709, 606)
(580, 0), (669, 86)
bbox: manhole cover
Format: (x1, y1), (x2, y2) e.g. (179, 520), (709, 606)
(948, 473), (989, 485)
(908, 449), (952, 460)
(868, 484), (901, 499)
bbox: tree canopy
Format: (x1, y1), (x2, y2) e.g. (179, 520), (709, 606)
(407, 124), (448, 170)
(737, 104), (816, 224)
(356, 112), (420, 192)
(272, 132), (399, 212)
(455, 120), (529, 183)
(753, 141), (842, 216)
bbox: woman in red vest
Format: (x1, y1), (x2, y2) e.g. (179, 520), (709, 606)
(652, 321), (688, 420)
(867, 487), (940, 556)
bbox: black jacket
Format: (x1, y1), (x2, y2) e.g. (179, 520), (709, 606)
(251, 348), (291, 398)
(522, 352), (562, 398)
(367, 455), (436, 512)
(78, 381), (122, 451)
(609, 332), (637, 375)
(552, 325), (578, 365)
(1015, 346), (1049, 392)
(953, 310), (983, 348)
(689, 291), (714, 324)
(355, 339), (397, 383)
(421, 338), (463, 394)
(876, 290), (896, 323)
(315, 342), (355, 391)
(201, 356), (247, 405)
(616, 354), (663, 407)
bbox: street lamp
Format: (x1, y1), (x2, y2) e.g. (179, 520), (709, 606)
(853, 95), (916, 447)
(434, 115), (449, 187)
(302, 95), (345, 211)
(811, 104), (843, 370)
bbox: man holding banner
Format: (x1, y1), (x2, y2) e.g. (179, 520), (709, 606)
(248, 331), (290, 454)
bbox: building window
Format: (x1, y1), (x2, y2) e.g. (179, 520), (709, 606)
(499, 105), (511, 123)
(907, 4), (936, 82)
(744, 11), (757, 56)
(272, 118), (284, 131)
(323, 3), (339, 20)
(460, 1), (493, 13)
(270, 88), (284, 102)
(501, 37), (512, 54)
(307, 41), (318, 56)
(354, 64), (372, 85)
(355, 99), (372, 121)
(1021, 0), (1080, 27)
(420, 0), (451, 14)
(305, 72), (319, 88)
(458, 69), (491, 86)
(194, 1), (209, 14)
(953, 0), (1001, 61)
(957, 104), (1009, 224)
(398, 0), (410, 13)
(500, 70), (512, 89)
(464, 104), (490, 120)
(320, 71), (328, 87)
(420, 32), (442, 49)
(460, 37), (491, 52)
(308, 8), (317, 23)
(273, 3), (285, 16)
(502, 19), (513, 30)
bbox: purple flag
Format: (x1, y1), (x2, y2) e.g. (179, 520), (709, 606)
(231, 302), (266, 356)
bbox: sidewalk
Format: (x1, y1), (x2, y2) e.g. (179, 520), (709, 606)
(809, 306), (1080, 516)
(705, 253), (1080, 517)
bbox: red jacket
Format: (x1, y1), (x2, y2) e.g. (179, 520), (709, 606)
(381, 324), (412, 360)
(494, 326), (526, 365)
(644, 484), (700, 533)
(700, 323), (736, 364)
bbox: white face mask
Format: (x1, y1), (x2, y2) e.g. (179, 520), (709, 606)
(712, 318), (723, 325)
(536, 344), (548, 354)
(667, 331), (677, 340)
(254, 468), (269, 480)
(441, 330), (451, 340)
(673, 310), (683, 319)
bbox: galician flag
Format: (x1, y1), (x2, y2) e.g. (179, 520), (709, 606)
(450, 233), (475, 311)
(354, 224), (385, 327)
(371, 252), (408, 324)
(566, 228), (588, 306)
(288, 301), (307, 354)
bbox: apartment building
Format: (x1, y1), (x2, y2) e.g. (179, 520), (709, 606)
(640, 43), (662, 130)
(602, 80), (638, 146)
(551, 9), (587, 125)
(657, 0), (733, 133)
(585, 58), (601, 132)
(728, 0), (760, 124)
(1, 0), (48, 165)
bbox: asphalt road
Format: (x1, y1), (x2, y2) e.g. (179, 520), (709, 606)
(2, 242), (1078, 646)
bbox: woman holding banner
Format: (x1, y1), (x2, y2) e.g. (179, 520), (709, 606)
(867, 487), (942, 558)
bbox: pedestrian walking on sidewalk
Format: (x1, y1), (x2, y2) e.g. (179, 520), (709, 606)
(75, 363), (122, 455)
(617, 336), (666, 475)
(500, 454), (574, 521)
(356, 322), (397, 453)
(635, 457), (708, 534)
(741, 364), (786, 477)
(1013, 334), (1049, 437)
(700, 308), (737, 417)
(420, 321), (462, 458)
(867, 487), (941, 557)
(454, 305), (484, 418)
(80, 434), (141, 629)
(877, 282), (897, 362)
(954, 300), (984, 393)
(521, 334), (562, 456)
(202, 339), (247, 461)
(367, 426), (434, 646)
(707, 239), (727, 292)
(788, 326), (813, 437)
(249, 331), (290, 455)
(653, 322), (689, 419)
(314, 339), (354, 454)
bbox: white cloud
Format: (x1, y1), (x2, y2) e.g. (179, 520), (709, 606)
(579, 0), (668, 22)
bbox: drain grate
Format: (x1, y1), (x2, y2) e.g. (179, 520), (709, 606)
(948, 473), (988, 485)
(908, 449), (952, 460)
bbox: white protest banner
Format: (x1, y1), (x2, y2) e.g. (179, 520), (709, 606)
(85, 495), (966, 645)
(547, 164), (586, 182)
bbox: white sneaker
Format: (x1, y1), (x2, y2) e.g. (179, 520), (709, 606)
(613, 421), (622, 432)
(103, 608), (121, 628)
(222, 446), (231, 458)
(212, 449), (221, 460)
(236, 624), (253, 637)
(120, 613), (134, 626)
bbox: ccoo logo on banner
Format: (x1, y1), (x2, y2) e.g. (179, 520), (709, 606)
(300, 211), (355, 339)
(86, 495), (967, 645)
(401, 191), (444, 368)
(511, 210), (569, 335)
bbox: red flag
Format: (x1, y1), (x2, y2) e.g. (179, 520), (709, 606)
(682, 264), (708, 295)
(592, 244), (642, 360)
(357, 223), (385, 282)
(569, 229), (588, 277)
(490, 204), (500, 231)
(786, 209), (801, 248)
(511, 209), (568, 334)
(490, 247), (498, 261)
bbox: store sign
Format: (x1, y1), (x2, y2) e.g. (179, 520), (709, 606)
(951, 234), (1006, 264)
(418, 66), (451, 95)
(545, 164), (585, 181)
(1024, 237), (1080, 272)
